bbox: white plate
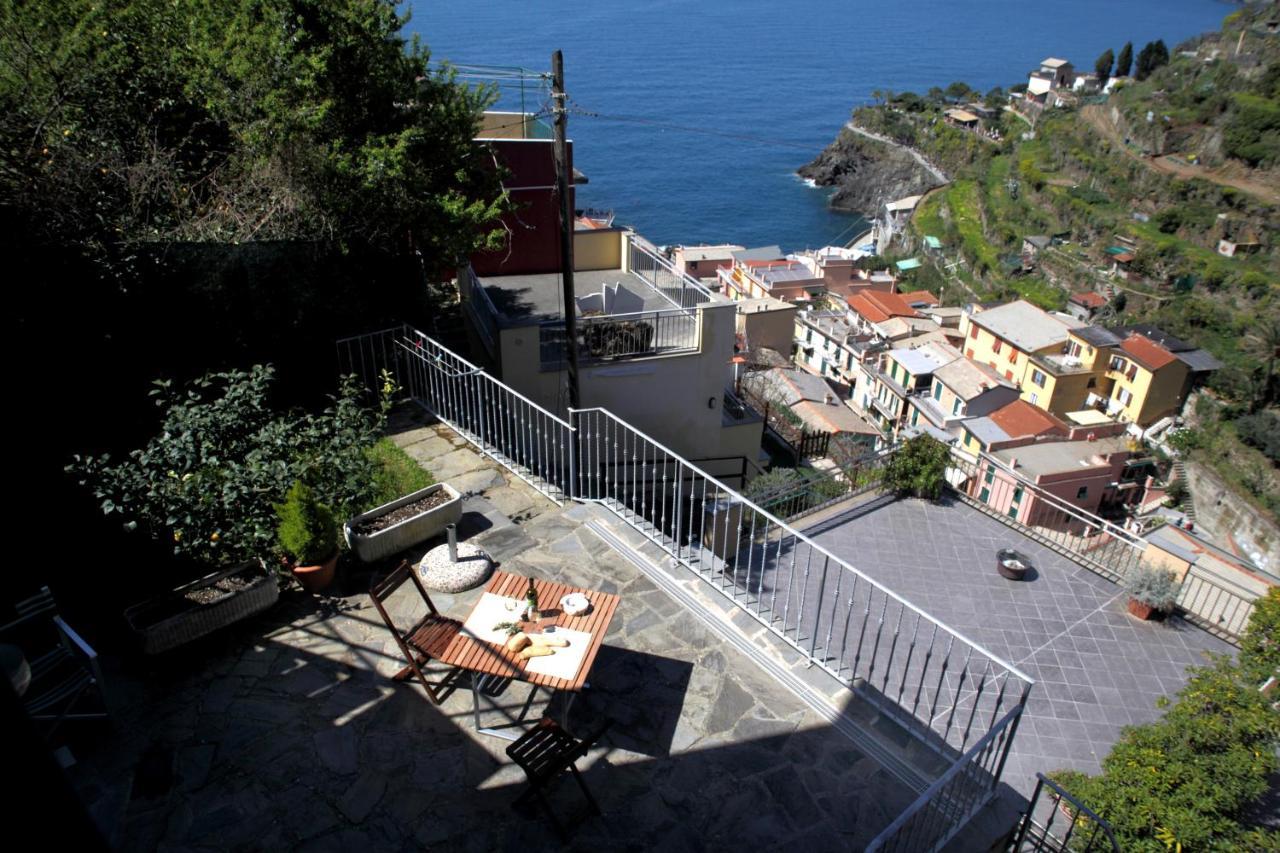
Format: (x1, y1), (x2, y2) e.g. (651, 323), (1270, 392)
(560, 593), (591, 615)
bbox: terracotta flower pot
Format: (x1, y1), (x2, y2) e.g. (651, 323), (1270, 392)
(292, 551), (338, 593)
(1127, 598), (1157, 620)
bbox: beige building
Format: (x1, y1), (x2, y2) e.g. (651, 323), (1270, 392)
(460, 228), (763, 472)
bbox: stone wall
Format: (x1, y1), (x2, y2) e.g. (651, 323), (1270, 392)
(1186, 460), (1280, 574)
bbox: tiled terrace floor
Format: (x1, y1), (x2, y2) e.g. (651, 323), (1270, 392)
(73, 417), (916, 851)
(802, 496), (1235, 796)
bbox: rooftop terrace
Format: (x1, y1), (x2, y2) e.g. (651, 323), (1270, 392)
(72, 417), (919, 850)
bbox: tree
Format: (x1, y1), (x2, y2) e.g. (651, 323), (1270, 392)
(0, 0), (508, 279)
(1137, 39), (1170, 80)
(983, 86), (1007, 110)
(1095, 48), (1115, 80)
(68, 366), (388, 567)
(945, 81), (973, 103)
(1116, 41), (1134, 77)
(881, 436), (950, 500)
(1051, 600), (1280, 851)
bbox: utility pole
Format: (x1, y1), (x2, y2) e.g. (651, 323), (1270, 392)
(551, 50), (581, 412)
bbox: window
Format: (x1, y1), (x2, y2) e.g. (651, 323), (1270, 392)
(1028, 392), (1039, 405)
(1117, 388), (1133, 406)
(1008, 349), (1017, 364)
(890, 362), (898, 382)
(1087, 377), (1097, 389)
(979, 486), (991, 502)
(966, 348), (975, 359)
(1066, 341), (1081, 358)
(1126, 365), (1138, 381)
(1005, 370), (1014, 381)
(993, 339), (1003, 354)
(970, 324), (979, 339)
(1110, 356), (1126, 371)
(911, 407), (919, 426)
(1076, 486), (1088, 500)
(984, 469), (995, 485)
(806, 329), (813, 343)
(952, 397), (963, 415)
(933, 382), (943, 400)
(1031, 369), (1047, 388)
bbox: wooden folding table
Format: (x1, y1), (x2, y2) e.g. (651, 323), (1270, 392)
(438, 571), (619, 739)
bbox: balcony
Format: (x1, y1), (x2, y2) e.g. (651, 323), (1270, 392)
(462, 237), (722, 372)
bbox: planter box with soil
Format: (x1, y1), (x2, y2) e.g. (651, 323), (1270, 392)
(345, 482), (462, 563)
(124, 561), (279, 655)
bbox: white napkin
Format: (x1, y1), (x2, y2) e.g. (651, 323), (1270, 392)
(523, 627), (593, 682)
(460, 592), (524, 645)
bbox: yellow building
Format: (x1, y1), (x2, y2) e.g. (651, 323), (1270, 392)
(961, 300), (1084, 413)
(961, 305), (1222, 427)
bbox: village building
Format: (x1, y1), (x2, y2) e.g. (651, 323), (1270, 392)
(1066, 291), (1108, 321)
(671, 244), (744, 281)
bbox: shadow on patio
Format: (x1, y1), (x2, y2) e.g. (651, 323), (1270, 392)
(65, 432), (922, 851)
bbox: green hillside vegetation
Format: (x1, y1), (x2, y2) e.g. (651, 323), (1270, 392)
(850, 5), (1279, 521)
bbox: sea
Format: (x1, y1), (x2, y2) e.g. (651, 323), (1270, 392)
(408, 0), (1237, 252)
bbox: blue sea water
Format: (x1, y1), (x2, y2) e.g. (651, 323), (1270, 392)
(409, 0), (1236, 251)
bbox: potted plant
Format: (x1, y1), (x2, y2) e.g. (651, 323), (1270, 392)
(68, 366), (390, 650)
(1122, 562), (1180, 620)
(275, 481), (340, 592)
(344, 482), (462, 563)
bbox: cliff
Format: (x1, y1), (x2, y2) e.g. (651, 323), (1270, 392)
(798, 127), (946, 217)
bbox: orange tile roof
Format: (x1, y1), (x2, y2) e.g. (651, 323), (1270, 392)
(989, 399), (1069, 438)
(897, 289), (940, 307)
(1119, 334), (1177, 370)
(847, 290), (920, 323)
(1070, 291), (1107, 309)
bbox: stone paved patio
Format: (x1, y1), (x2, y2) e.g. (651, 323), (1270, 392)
(73, 417), (917, 851)
(801, 496), (1235, 796)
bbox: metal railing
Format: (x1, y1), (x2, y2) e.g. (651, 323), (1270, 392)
(538, 307), (699, 369)
(868, 705), (1027, 852)
(570, 405), (1033, 779)
(458, 265), (500, 360)
(627, 235), (716, 309)
(1008, 773), (1120, 852)
(1175, 564), (1259, 642)
(336, 326), (575, 503)
(337, 327), (1034, 849)
(945, 450), (1147, 583)
(749, 450), (894, 523)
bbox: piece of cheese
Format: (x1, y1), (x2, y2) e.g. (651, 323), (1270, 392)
(519, 645), (555, 659)
(527, 635), (569, 648)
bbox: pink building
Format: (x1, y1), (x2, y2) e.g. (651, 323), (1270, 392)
(968, 434), (1153, 531)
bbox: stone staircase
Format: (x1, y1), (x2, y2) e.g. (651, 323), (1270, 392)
(1172, 459), (1196, 522)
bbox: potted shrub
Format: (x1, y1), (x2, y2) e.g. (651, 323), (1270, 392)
(69, 366), (389, 650)
(881, 435), (951, 500)
(345, 482), (462, 563)
(1122, 562), (1180, 620)
(275, 481), (340, 592)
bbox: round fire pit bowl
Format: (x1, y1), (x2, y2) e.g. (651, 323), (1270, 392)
(997, 548), (1031, 581)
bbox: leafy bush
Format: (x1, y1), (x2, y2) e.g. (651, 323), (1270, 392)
(1049, 641), (1280, 851)
(1235, 411), (1280, 463)
(1223, 92), (1280, 167)
(1122, 562), (1181, 611)
(1239, 588), (1279, 687)
(69, 365), (386, 567)
(881, 435), (950, 500)
(274, 481), (338, 565)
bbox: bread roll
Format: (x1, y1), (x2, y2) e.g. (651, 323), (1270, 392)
(519, 645), (555, 659)
(506, 632), (531, 653)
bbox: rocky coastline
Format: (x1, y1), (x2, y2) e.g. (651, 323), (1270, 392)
(798, 126), (946, 217)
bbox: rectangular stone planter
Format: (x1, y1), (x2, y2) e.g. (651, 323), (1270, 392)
(344, 482), (463, 563)
(124, 561), (279, 655)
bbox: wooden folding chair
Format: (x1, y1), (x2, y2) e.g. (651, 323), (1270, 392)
(369, 561), (463, 704)
(0, 587), (108, 737)
(506, 717), (611, 837)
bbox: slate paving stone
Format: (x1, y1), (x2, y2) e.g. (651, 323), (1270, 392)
(72, 424), (928, 851)
(804, 497), (1234, 795)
